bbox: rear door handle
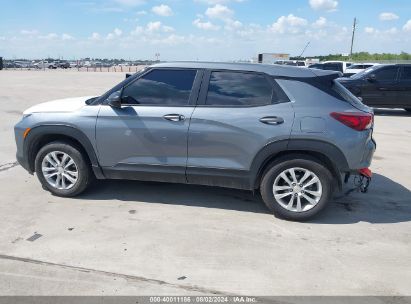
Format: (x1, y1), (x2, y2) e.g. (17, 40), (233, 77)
(259, 116), (284, 125)
(163, 114), (185, 122)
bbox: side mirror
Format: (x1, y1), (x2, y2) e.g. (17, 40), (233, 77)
(107, 90), (122, 108)
(357, 97), (363, 102)
(367, 74), (376, 82)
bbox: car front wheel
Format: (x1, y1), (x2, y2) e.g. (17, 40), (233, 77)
(260, 156), (333, 221)
(35, 141), (92, 197)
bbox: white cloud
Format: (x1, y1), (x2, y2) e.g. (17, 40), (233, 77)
(312, 17), (327, 28)
(147, 21), (162, 32)
(131, 26), (144, 35)
(270, 14), (308, 34)
(386, 27), (398, 34)
(152, 4), (173, 17)
(89, 32), (102, 40)
(205, 4), (233, 20)
(157, 34), (185, 45)
(403, 20), (411, 32)
(309, 0), (338, 12)
(39, 33), (59, 40)
(162, 25), (175, 32)
(364, 27), (376, 34)
(193, 18), (220, 30)
(61, 33), (74, 40)
(379, 12), (399, 21)
(224, 19), (242, 30)
(136, 10), (147, 15)
(106, 28), (123, 39)
(20, 29), (38, 35)
(364, 26), (398, 35)
(131, 22), (174, 35)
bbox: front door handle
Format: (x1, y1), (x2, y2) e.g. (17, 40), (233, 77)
(260, 116), (284, 125)
(163, 114), (185, 122)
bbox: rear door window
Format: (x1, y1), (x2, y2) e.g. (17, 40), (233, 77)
(205, 71), (287, 106)
(400, 67), (411, 80)
(374, 66), (399, 81)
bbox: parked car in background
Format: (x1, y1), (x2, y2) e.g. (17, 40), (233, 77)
(14, 62), (376, 221)
(323, 61), (353, 72)
(56, 61), (70, 69)
(338, 64), (411, 111)
(275, 60), (306, 67)
(69, 61), (80, 68)
(34, 61), (57, 69)
(309, 62), (344, 73)
(343, 63), (380, 77)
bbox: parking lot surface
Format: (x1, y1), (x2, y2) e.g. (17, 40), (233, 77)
(0, 70), (410, 295)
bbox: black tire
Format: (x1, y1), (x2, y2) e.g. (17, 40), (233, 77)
(260, 155), (333, 221)
(35, 141), (93, 197)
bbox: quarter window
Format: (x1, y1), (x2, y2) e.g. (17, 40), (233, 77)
(205, 71), (284, 106)
(122, 69), (197, 106)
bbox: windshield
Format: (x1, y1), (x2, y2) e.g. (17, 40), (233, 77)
(350, 66), (376, 79)
(347, 64), (362, 70)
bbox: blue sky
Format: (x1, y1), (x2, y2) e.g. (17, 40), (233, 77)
(1, 0), (410, 60)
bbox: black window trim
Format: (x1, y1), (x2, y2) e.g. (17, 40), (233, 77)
(102, 67), (204, 107)
(196, 69), (290, 108)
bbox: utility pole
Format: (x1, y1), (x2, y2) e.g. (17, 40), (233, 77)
(350, 17), (357, 59)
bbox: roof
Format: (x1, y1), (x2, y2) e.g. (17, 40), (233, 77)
(151, 61), (339, 78)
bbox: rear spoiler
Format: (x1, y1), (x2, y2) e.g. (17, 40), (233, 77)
(317, 72), (342, 84)
(309, 68), (342, 80)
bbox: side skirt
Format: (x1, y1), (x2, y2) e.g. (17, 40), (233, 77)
(102, 164), (253, 190)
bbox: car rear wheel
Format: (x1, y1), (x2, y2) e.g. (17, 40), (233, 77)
(35, 141), (92, 197)
(260, 156), (333, 221)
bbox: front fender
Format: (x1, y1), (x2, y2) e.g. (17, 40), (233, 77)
(23, 124), (104, 178)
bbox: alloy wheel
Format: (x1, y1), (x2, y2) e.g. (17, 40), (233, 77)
(272, 167), (322, 212)
(41, 151), (79, 190)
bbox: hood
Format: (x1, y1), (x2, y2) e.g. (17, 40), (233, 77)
(23, 96), (96, 115)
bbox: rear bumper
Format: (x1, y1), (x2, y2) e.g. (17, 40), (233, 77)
(360, 137), (376, 169)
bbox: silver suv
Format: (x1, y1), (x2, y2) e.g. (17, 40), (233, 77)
(14, 62), (376, 220)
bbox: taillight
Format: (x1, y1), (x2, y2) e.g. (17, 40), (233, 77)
(330, 112), (373, 131)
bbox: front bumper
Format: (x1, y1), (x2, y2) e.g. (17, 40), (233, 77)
(14, 120), (33, 174)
